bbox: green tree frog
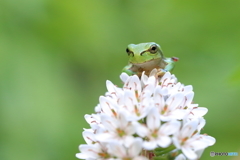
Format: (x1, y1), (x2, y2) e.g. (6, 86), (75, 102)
(122, 42), (178, 77)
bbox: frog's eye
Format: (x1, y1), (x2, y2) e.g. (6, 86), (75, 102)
(126, 48), (134, 56)
(149, 44), (158, 54)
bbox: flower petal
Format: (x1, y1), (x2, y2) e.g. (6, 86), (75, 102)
(108, 141), (126, 157)
(146, 108), (160, 130)
(157, 136), (171, 148)
(120, 72), (129, 83)
(182, 146), (197, 159)
(143, 141), (157, 150)
(160, 120), (181, 135)
(128, 138), (143, 156)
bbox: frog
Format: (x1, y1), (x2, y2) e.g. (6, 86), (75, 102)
(122, 42), (178, 77)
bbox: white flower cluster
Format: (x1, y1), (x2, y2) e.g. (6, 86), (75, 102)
(76, 70), (215, 160)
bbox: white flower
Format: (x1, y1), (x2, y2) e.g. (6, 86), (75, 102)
(82, 129), (96, 145)
(76, 143), (109, 160)
(76, 70), (216, 160)
(154, 88), (189, 121)
(107, 138), (148, 160)
(172, 118), (216, 159)
(94, 111), (138, 148)
(84, 114), (105, 133)
(135, 107), (181, 150)
(187, 106), (208, 119)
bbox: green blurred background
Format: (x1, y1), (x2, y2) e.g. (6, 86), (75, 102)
(0, 0), (240, 160)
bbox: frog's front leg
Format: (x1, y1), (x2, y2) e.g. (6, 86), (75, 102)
(163, 57), (179, 72)
(122, 64), (136, 75)
(157, 57), (179, 77)
(156, 68), (167, 77)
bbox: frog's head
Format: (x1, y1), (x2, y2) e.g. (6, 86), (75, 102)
(126, 42), (163, 64)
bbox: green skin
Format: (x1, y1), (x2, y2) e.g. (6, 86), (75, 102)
(122, 42), (178, 77)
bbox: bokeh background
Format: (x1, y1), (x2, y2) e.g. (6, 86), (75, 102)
(1, 0), (240, 160)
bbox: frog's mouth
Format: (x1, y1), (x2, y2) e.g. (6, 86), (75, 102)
(132, 58), (159, 64)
